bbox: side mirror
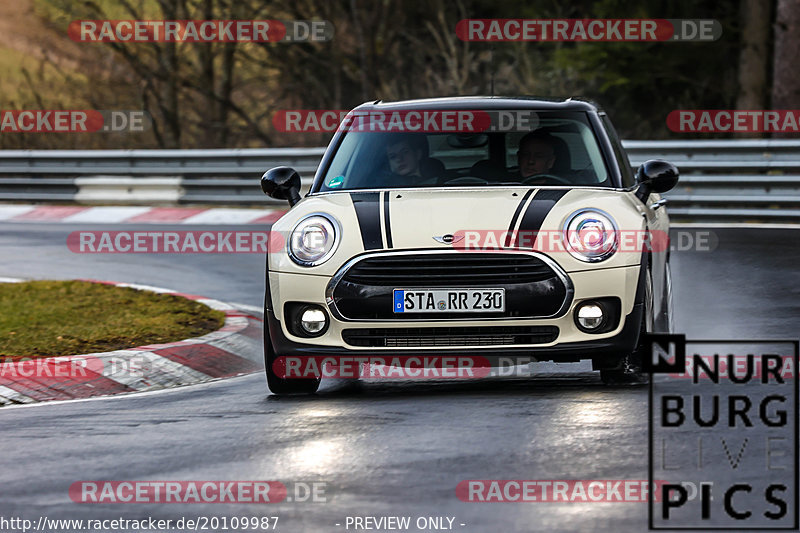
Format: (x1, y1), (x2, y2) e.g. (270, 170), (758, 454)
(261, 166), (302, 207)
(635, 159), (679, 201)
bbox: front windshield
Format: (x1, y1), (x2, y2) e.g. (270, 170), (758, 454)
(317, 110), (611, 191)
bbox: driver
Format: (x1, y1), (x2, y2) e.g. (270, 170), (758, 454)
(386, 136), (423, 178)
(516, 131), (558, 180)
(383, 135), (440, 186)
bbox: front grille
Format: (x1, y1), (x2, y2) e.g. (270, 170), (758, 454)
(342, 253), (556, 286)
(330, 252), (571, 320)
(342, 326), (559, 347)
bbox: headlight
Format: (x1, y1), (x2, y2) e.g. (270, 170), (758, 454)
(288, 214), (339, 266)
(563, 209), (618, 262)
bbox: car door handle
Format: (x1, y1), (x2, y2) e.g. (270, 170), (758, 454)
(650, 199), (668, 210)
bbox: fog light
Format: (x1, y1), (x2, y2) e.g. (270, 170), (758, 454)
(576, 303), (605, 331)
(300, 308), (327, 334)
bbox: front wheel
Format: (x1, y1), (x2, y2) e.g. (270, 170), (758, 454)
(264, 335), (320, 394)
(600, 267), (653, 385)
(599, 350), (649, 385)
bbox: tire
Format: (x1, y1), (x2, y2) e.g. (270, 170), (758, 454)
(660, 261), (674, 334)
(600, 266), (652, 385)
(264, 332), (320, 395)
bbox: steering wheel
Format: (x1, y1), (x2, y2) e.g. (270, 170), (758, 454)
(443, 176), (489, 186)
(378, 170), (439, 187)
(521, 174), (572, 186)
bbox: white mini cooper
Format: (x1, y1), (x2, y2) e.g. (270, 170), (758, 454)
(260, 97), (678, 394)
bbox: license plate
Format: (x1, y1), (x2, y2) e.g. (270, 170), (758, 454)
(393, 289), (505, 313)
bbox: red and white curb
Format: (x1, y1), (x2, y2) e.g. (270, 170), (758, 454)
(0, 278), (264, 406)
(0, 204), (286, 225)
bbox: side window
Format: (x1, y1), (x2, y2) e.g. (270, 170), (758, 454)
(600, 115), (635, 187)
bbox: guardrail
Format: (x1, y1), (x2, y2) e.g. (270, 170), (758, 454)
(0, 148), (325, 204)
(1, 140), (799, 222)
(624, 140), (800, 222)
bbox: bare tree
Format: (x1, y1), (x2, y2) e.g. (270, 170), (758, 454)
(772, 0), (800, 137)
(736, 0), (772, 137)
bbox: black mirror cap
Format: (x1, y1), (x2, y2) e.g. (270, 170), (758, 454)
(636, 159), (679, 194)
(261, 166), (302, 206)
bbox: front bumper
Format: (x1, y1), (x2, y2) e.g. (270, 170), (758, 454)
(265, 263), (644, 366)
(266, 304), (642, 366)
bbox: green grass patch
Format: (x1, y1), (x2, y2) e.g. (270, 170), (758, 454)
(0, 280), (225, 359)
(0, 46), (30, 96)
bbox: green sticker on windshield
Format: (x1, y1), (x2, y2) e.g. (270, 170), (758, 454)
(327, 175), (344, 188)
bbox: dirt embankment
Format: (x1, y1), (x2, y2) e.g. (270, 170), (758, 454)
(0, 0), (85, 72)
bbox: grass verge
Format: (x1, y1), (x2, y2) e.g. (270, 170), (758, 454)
(0, 280), (225, 359)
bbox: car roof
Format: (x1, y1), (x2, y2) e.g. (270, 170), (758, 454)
(355, 96), (601, 113)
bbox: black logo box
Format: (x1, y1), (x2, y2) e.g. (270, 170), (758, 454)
(646, 336), (799, 530)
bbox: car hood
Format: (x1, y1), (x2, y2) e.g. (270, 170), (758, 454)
(269, 187), (649, 275)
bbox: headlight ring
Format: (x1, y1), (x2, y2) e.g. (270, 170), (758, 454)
(563, 209), (618, 263)
(288, 214), (340, 266)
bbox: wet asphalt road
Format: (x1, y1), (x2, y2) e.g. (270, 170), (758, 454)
(0, 223), (798, 533)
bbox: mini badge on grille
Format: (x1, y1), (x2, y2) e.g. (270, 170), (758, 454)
(433, 234), (464, 245)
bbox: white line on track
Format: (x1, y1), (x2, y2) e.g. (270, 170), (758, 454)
(230, 303), (264, 314)
(671, 222), (800, 229)
(181, 208), (272, 225)
(0, 205), (36, 220)
(0, 385), (36, 405)
(61, 206), (151, 223)
(0, 372), (262, 411)
(113, 282), (176, 293)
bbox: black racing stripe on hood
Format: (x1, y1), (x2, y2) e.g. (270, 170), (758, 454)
(513, 189), (568, 247)
(351, 192), (383, 250)
(382, 191), (393, 248)
(505, 189), (535, 248)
